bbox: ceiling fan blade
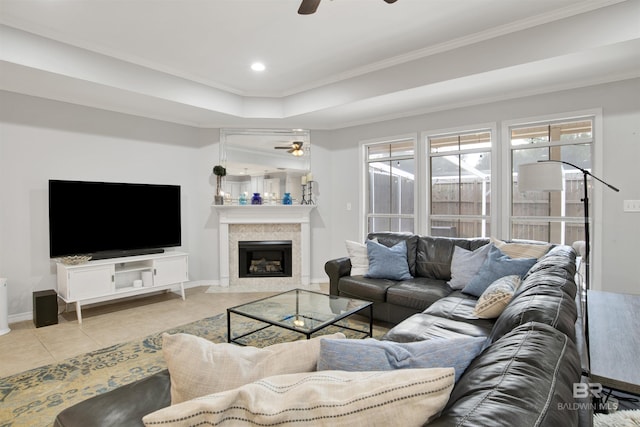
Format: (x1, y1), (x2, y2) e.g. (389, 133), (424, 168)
(298, 0), (321, 15)
(287, 148), (295, 153)
(274, 147), (290, 149)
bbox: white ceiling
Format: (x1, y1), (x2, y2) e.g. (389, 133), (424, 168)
(1, 0), (639, 129)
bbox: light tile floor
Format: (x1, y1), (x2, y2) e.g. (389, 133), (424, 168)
(0, 285), (328, 378)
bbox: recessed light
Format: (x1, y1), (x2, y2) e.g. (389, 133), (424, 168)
(251, 62), (266, 72)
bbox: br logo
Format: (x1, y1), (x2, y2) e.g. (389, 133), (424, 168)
(573, 383), (603, 399)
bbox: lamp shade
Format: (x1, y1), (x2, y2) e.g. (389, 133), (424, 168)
(518, 162), (563, 192)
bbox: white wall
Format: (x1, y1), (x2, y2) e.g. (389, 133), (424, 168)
(0, 92), (333, 319)
(0, 92), (204, 319)
(318, 79), (640, 295)
(2, 78), (638, 321)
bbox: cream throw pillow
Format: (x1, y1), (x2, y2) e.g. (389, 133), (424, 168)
(473, 275), (521, 319)
(345, 238), (377, 275)
(162, 332), (346, 404)
(490, 237), (551, 259)
(143, 368), (455, 427)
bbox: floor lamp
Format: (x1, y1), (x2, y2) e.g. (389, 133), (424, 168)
(518, 160), (619, 371)
(518, 160), (619, 294)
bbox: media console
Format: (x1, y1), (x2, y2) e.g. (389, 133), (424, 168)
(56, 252), (189, 323)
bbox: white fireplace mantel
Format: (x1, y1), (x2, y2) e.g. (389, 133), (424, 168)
(212, 205), (316, 286)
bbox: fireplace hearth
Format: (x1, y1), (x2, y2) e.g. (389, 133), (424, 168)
(238, 240), (293, 278)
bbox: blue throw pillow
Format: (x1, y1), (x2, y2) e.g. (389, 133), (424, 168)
(317, 336), (486, 382)
(462, 245), (537, 297)
(364, 240), (412, 281)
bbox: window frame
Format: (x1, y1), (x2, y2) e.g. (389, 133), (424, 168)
(501, 108), (603, 288)
(360, 134), (418, 238)
(422, 122), (498, 239)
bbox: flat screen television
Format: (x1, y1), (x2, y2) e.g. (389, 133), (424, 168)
(49, 180), (181, 260)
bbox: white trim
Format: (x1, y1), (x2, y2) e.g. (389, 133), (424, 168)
(592, 110), (604, 291)
(502, 108), (603, 289)
(212, 205), (315, 286)
(421, 122), (498, 237)
(8, 283), (198, 325)
(359, 141), (366, 241)
(278, 0), (627, 98)
(8, 311), (32, 324)
(360, 133), (418, 240)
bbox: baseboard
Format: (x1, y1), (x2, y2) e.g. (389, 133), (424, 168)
(7, 279), (317, 324)
(8, 311), (32, 324)
(185, 279), (218, 288)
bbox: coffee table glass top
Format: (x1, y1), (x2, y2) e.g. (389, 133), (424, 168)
(228, 289), (371, 335)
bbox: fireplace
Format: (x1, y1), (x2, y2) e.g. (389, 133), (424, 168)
(238, 240), (293, 278)
(213, 205), (315, 286)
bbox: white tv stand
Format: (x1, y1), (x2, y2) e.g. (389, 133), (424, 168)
(56, 251), (188, 323)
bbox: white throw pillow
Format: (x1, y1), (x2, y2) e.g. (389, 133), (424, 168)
(490, 237), (551, 259)
(162, 332), (345, 404)
(345, 238), (377, 275)
(143, 368), (455, 427)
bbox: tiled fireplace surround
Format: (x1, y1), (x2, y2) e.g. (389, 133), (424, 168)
(214, 205), (315, 287)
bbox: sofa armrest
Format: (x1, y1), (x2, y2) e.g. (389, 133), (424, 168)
(54, 370), (171, 427)
(324, 257), (352, 295)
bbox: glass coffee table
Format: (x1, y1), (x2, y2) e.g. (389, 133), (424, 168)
(227, 289), (373, 345)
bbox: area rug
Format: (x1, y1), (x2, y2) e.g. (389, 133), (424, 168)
(0, 313), (386, 427)
(594, 410), (640, 427)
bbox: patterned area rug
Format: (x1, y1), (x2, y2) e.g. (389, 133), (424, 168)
(0, 313), (386, 427)
(594, 410), (640, 427)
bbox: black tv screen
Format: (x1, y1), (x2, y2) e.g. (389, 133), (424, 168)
(49, 180), (181, 259)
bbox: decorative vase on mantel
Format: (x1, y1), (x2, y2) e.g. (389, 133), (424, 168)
(251, 193), (262, 205)
(239, 192), (248, 205)
(212, 165), (226, 205)
(214, 176), (224, 205)
(282, 192), (292, 205)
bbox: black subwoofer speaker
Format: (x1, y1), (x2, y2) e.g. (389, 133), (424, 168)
(33, 290), (58, 328)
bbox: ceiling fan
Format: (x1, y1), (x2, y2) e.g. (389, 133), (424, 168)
(274, 141), (305, 156)
(299, 0), (398, 15)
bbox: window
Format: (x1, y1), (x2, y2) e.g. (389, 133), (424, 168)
(427, 130), (492, 238)
(365, 139), (415, 234)
(510, 117), (593, 244)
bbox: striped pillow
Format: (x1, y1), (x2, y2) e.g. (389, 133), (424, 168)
(473, 275), (521, 318)
(143, 368), (454, 427)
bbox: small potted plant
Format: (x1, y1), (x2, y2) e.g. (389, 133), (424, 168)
(213, 165), (226, 205)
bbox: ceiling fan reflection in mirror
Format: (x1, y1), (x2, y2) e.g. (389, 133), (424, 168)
(275, 141), (305, 157)
(298, 0), (398, 15)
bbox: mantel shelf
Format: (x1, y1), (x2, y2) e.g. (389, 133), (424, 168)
(211, 204), (316, 211)
(212, 204), (315, 225)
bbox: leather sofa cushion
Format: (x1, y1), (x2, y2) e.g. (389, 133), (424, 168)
(430, 322), (580, 427)
(367, 232), (418, 276)
(382, 312), (493, 343)
(385, 278), (452, 311)
(489, 245), (578, 344)
(522, 245), (577, 295)
(424, 292), (495, 328)
(489, 283), (578, 344)
(416, 236), (489, 279)
(338, 275), (395, 302)
(54, 369), (171, 427)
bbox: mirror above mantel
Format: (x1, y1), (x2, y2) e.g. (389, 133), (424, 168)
(220, 128), (311, 203)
